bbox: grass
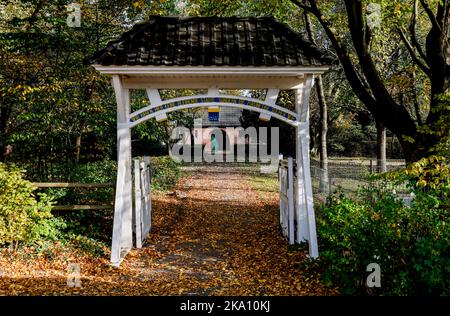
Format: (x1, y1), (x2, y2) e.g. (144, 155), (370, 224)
(250, 174), (278, 192)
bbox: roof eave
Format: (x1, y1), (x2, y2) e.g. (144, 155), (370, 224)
(93, 65), (330, 76)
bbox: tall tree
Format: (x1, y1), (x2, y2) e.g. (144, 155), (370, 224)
(292, 0), (450, 162)
(376, 121), (387, 172)
(304, 7), (330, 190)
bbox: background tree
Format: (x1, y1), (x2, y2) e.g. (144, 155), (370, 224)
(291, 0), (450, 162)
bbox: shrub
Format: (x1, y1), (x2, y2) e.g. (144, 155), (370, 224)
(150, 156), (181, 190)
(0, 163), (63, 246)
(315, 156), (449, 295)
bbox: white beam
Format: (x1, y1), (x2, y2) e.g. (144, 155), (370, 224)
(146, 88), (162, 106)
(111, 75), (133, 266)
(265, 88), (280, 105)
(294, 84), (309, 243)
(122, 77), (305, 90)
(94, 65), (330, 76)
(295, 74), (318, 259)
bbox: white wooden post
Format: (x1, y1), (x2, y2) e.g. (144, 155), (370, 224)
(134, 158), (143, 248)
(278, 154), (283, 222)
(111, 75), (133, 266)
(295, 83), (309, 243)
(143, 156), (152, 235)
(287, 157), (295, 245)
(295, 74), (319, 258)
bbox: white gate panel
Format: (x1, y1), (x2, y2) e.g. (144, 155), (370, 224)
(279, 157), (295, 244)
(133, 157), (152, 248)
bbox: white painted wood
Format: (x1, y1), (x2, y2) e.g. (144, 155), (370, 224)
(265, 88), (280, 105)
(207, 88), (220, 95)
(278, 155), (283, 227)
(298, 75), (314, 122)
(122, 77), (306, 89)
(279, 160), (289, 239)
(300, 125), (319, 258)
(294, 84), (308, 243)
(155, 112), (168, 122)
(295, 74), (319, 258)
(134, 158), (143, 248)
(110, 75), (133, 266)
(259, 113), (271, 122)
(287, 157), (295, 245)
(130, 101), (297, 128)
(142, 156), (152, 237)
(132, 93), (297, 121)
(146, 88), (162, 106)
(106, 67), (322, 266)
(120, 88), (133, 251)
(278, 157), (295, 244)
(133, 157), (152, 249)
(94, 65), (330, 76)
(111, 137), (125, 265)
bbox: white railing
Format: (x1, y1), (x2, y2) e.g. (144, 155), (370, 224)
(133, 156), (152, 248)
(278, 157), (295, 244)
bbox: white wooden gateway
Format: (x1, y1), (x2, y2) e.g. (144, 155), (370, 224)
(89, 16), (331, 266)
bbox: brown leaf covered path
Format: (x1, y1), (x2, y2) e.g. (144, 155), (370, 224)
(128, 165), (334, 295)
(0, 165), (336, 295)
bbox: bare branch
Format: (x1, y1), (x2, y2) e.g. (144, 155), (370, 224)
(419, 0), (442, 32)
(297, 0), (379, 110)
(409, 0), (429, 63)
(290, 0), (315, 14)
(303, 4), (316, 45)
(398, 27), (432, 76)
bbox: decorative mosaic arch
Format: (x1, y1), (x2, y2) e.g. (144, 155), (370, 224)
(128, 88), (298, 128)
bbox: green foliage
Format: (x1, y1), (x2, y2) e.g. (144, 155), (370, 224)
(68, 234), (107, 257)
(150, 156), (181, 190)
(383, 155), (450, 196)
(315, 166), (449, 295)
(0, 163), (64, 246)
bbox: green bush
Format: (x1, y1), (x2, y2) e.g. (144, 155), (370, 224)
(315, 158), (449, 295)
(0, 163), (64, 246)
(150, 156), (181, 190)
(65, 159), (116, 204)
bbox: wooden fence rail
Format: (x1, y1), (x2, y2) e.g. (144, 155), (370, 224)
(31, 182), (115, 211)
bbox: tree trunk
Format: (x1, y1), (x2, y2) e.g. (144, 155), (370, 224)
(317, 76), (329, 192)
(303, 6), (329, 192)
(376, 121), (387, 172)
(75, 134), (81, 164)
(291, 0), (449, 164)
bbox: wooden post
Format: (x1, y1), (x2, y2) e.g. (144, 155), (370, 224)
(295, 84), (309, 243)
(134, 158), (143, 249)
(287, 157), (295, 245)
(143, 156), (152, 235)
(111, 75), (133, 266)
(295, 75), (319, 258)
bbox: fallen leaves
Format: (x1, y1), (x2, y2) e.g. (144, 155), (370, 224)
(0, 164), (337, 296)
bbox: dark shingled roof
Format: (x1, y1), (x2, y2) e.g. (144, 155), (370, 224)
(88, 16), (333, 67)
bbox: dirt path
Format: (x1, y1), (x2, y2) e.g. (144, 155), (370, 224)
(129, 165), (334, 295)
(0, 165), (336, 295)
